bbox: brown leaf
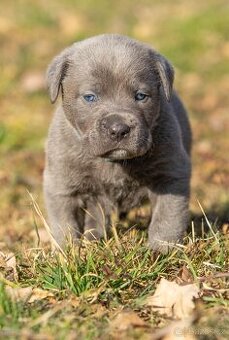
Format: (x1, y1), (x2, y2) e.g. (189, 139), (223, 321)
(0, 252), (18, 281)
(5, 286), (56, 304)
(178, 265), (194, 284)
(146, 278), (200, 319)
(28, 288), (55, 303)
(6, 286), (33, 302)
(111, 311), (147, 331)
(6, 253), (18, 281)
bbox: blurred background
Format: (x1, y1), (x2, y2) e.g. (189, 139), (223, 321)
(0, 0), (228, 243)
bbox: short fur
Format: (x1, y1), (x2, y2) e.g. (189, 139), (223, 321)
(44, 34), (192, 252)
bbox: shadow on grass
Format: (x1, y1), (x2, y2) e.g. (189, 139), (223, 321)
(190, 201), (229, 236)
(118, 200), (229, 237)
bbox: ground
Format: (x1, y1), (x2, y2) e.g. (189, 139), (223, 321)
(0, 0), (228, 339)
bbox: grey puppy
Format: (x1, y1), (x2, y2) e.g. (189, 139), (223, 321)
(44, 34), (192, 253)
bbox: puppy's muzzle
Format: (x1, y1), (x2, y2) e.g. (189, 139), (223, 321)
(100, 114), (131, 142)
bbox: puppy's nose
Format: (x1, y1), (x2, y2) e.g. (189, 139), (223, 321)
(101, 115), (131, 142)
(108, 122), (130, 141)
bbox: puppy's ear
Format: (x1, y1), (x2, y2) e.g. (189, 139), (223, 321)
(46, 47), (72, 103)
(155, 54), (174, 102)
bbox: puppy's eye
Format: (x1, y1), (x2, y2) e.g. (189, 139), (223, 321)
(83, 94), (97, 102)
(135, 92), (148, 101)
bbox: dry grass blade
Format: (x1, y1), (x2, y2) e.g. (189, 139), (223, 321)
(27, 191), (67, 258)
(98, 202), (108, 242)
(197, 200), (219, 243)
(0, 276), (18, 288)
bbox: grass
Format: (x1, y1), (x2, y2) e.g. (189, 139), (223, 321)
(0, 216), (228, 338)
(0, 0), (228, 338)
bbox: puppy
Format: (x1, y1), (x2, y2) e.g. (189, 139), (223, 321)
(44, 34), (192, 252)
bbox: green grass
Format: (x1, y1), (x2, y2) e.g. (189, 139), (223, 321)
(0, 223), (228, 338)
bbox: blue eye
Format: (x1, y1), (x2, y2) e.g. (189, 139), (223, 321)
(135, 92), (148, 101)
(83, 94), (97, 102)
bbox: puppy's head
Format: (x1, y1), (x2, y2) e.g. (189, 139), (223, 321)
(47, 34), (174, 160)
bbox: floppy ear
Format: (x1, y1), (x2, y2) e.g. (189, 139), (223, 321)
(46, 47), (72, 103)
(155, 54), (174, 102)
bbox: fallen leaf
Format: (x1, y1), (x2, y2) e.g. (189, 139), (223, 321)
(146, 278), (200, 319)
(5, 286), (56, 304)
(0, 252), (18, 281)
(28, 288), (55, 303)
(111, 311), (147, 331)
(6, 253), (18, 281)
(178, 265), (194, 284)
(6, 286), (33, 302)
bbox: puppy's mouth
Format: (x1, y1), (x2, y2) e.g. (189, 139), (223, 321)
(101, 149), (135, 161)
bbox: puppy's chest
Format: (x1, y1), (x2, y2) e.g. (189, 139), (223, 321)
(94, 162), (144, 204)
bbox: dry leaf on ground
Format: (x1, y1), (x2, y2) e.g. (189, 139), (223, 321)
(6, 286), (33, 302)
(5, 286), (55, 304)
(146, 278), (200, 319)
(178, 265), (194, 284)
(28, 288), (55, 303)
(0, 252), (18, 281)
(111, 311), (147, 331)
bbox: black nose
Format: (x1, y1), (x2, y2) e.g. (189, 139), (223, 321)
(101, 115), (131, 142)
(108, 122), (130, 141)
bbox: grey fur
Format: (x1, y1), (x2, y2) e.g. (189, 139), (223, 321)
(44, 34), (192, 253)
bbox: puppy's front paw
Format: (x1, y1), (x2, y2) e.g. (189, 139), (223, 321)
(148, 232), (182, 254)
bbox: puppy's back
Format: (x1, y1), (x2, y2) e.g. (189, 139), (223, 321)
(171, 92), (192, 155)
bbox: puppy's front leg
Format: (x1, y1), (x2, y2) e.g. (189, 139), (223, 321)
(148, 178), (190, 253)
(84, 196), (112, 240)
(44, 189), (85, 247)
